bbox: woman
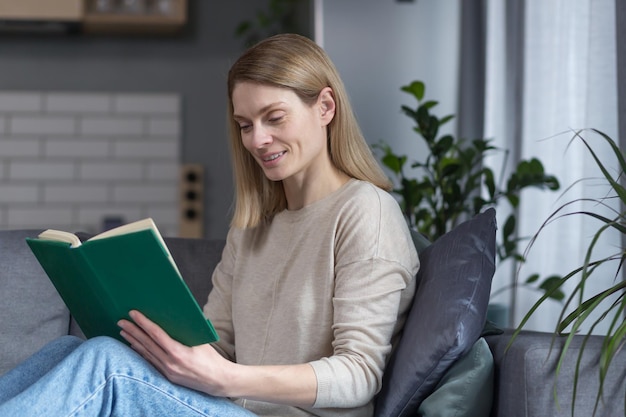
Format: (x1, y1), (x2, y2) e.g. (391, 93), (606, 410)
(0, 33), (418, 417)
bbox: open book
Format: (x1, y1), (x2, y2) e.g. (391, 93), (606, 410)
(26, 218), (219, 346)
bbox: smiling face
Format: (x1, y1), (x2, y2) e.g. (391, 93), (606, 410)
(232, 82), (336, 188)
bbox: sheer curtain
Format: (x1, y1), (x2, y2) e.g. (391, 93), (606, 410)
(481, 0), (620, 333)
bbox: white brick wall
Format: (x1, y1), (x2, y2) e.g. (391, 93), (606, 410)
(0, 91), (181, 236)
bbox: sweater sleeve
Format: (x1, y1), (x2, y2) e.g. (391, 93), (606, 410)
(203, 227), (241, 362)
(308, 187), (419, 408)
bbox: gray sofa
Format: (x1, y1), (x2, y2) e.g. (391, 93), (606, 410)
(1, 223), (625, 417)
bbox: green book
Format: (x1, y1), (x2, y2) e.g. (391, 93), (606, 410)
(26, 218), (219, 347)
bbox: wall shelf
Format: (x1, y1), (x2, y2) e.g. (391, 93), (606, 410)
(82, 0), (187, 35)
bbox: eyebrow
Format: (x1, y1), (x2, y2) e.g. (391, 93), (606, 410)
(233, 101), (286, 121)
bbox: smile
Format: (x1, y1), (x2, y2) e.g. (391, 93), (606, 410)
(263, 151), (286, 162)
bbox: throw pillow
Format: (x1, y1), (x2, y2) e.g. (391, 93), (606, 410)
(374, 208), (497, 417)
(417, 337), (494, 417)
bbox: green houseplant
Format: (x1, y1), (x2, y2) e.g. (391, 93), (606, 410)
(375, 80), (564, 316)
(234, 0), (308, 47)
(511, 128), (626, 416)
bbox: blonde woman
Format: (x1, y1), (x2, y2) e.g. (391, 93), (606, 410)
(0, 34), (419, 417)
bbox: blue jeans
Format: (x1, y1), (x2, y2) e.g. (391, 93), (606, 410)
(0, 336), (257, 417)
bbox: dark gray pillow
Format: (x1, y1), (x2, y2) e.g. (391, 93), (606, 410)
(375, 208), (497, 417)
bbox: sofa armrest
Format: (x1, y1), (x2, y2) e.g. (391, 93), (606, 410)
(485, 329), (626, 417)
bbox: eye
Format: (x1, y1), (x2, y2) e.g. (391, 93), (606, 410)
(267, 111), (285, 124)
(238, 123), (252, 133)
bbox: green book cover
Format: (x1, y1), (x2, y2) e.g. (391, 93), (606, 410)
(26, 219), (219, 347)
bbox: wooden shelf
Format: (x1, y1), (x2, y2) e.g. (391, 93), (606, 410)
(82, 0), (187, 35)
(0, 0), (82, 21)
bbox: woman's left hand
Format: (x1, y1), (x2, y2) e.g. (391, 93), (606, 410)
(118, 310), (235, 396)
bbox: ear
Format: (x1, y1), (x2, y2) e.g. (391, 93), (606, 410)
(318, 87), (336, 126)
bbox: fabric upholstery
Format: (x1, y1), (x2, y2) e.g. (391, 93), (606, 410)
(0, 230), (71, 375)
(163, 236), (226, 306)
(375, 208), (497, 417)
(417, 337), (493, 417)
(487, 329), (626, 417)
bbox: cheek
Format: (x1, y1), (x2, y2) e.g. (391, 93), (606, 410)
(239, 133), (254, 153)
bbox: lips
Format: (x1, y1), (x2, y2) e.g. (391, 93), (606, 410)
(262, 151), (286, 162)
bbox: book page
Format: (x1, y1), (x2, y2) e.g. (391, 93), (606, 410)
(37, 229), (82, 248)
(89, 218), (157, 242)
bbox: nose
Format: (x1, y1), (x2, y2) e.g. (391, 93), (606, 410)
(247, 124), (273, 150)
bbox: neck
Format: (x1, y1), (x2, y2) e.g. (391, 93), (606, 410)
(283, 167), (350, 210)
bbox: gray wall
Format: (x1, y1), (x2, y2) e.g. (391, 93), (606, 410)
(0, 1), (258, 239)
(320, 0), (460, 172)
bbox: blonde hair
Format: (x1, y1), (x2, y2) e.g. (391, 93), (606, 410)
(227, 33), (391, 228)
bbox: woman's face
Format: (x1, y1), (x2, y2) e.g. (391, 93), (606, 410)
(232, 82), (335, 187)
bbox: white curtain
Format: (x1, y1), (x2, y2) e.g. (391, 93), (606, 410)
(484, 0), (620, 333)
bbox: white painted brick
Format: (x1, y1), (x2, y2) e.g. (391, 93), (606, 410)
(1, 89), (181, 235)
(7, 207), (73, 228)
(114, 140), (178, 159)
(80, 161), (143, 181)
(0, 138), (40, 157)
(114, 94), (180, 115)
(45, 139), (110, 158)
(0, 92), (42, 112)
(148, 117), (180, 136)
(77, 206), (143, 229)
(146, 161), (179, 181)
(43, 184), (109, 203)
(80, 116), (144, 136)
(10, 161), (75, 181)
(45, 93), (111, 114)
(0, 185), (39, 203)
(113, 184), (177, 203)
(10, 115), (76, 135)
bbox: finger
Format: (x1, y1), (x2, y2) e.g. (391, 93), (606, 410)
(129, 310), (183, 354)
(119, 316), (168, 361)
(119, 322), (170, 372)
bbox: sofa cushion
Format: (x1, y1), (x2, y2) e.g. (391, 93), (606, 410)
(163, 236), (225, 305)
(0, 230), (71, 375)
(375, 208), (497, 417)
(417, 337), (494, 417)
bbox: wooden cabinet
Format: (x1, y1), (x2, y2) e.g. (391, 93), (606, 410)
(0, 0), (82, 21)
(82, 0), (187, 35)
(0, 0), (186, 35)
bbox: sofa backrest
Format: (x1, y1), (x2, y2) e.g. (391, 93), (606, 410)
(0, 230), (71, 375)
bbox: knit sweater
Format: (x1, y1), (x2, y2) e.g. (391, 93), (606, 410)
(203, 179), (419, 417)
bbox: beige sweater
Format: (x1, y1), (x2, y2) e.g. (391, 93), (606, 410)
(203, 180), (419, 417)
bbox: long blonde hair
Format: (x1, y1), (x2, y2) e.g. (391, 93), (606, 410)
(227, 33), (391, 228)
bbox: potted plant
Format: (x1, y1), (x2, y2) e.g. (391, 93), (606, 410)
(512, 128), (625, 416)
(374, 80), (564, 325)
